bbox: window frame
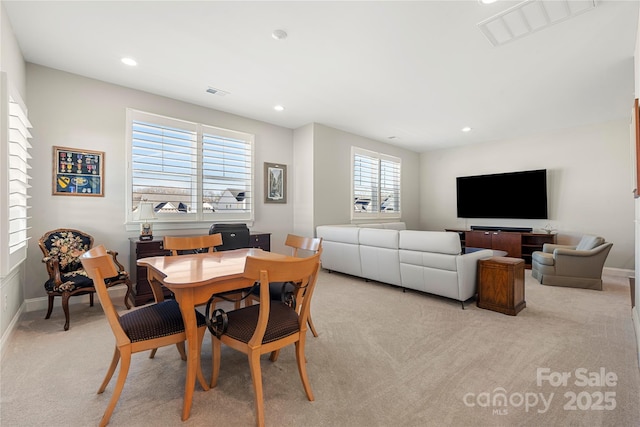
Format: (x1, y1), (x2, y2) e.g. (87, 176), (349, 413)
(1, 73), (32, 277)
(351, 146), (401, 221)
(125, 109), (255, 231)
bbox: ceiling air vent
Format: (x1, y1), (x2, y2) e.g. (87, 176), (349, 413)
(477, 0), (596, 47)
(206, 87), (230, 96)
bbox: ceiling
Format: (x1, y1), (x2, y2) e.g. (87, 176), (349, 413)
(3, 0), (639, 152)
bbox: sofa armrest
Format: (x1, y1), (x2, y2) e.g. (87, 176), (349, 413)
(456, 249), (493, 301)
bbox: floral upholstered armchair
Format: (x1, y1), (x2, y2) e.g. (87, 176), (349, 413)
(39, 228), (132, 330)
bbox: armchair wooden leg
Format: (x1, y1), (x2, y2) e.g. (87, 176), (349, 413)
(99, 348), (121, 394)
(100, 347), (131, 427)
(295, 340), (314, 401)
(45, 295), (55, 319)
(123, 280), (133, 310)
(307, 314), (319, 338)
(90, 292), (94, 307)
(248, 350), (266, 427)
(62, 292), (71, 331)
(211, 337), (221, 388)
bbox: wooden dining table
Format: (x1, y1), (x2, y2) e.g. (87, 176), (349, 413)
(137, 248), (289, 421)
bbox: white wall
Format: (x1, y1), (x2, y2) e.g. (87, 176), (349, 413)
(312, 123), (421, 230)
(24, 64), (295, 301)
(421, 119), (634, 270)
(292, 123), (315, 237)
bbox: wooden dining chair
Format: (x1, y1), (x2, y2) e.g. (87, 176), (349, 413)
(247, 234), (323, 339)
(209, 253), (321, 427)
(80, 245), (209, 427)
(162, 234), (245, 310)
(163, 233), (223, 256)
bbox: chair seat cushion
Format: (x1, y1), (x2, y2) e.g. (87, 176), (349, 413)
(225, 302), (299, 344)
(532, 251), (555, 266)
(119, 300), (206, 343)
(44, 270), (128, 293)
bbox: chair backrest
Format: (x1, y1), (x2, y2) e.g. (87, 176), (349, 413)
(39, 228), (94, 273)
(243, 253), (321, 346)
(80, 245), (130, 345)
(209, 223), (250, 251)
(284, 234), (323, 257)
(163, 234), (223, 256)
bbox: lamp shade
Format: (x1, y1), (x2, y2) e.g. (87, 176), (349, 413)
(138, 201), (156, 221)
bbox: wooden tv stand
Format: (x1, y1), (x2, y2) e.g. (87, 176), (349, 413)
(445, 229), (556, 269)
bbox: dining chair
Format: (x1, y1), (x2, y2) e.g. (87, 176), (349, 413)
(163, 234), (245, 310)
(247, 234), (323, 340)
(80, 245), (209, 427)
(39, 228), (132, 330)
(208, 253), (321, 427)
(163, 233), (223, 256)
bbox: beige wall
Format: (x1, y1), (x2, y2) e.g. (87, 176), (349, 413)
(420, 119), (634, 270)
(24, 64), (295, 301)
(311, 123), (421, 230)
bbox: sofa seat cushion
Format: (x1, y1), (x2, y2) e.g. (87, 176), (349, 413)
(532, 251), (554, 266)
(400, 250), (458, 271)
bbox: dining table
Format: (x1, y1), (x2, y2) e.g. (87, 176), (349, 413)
(137, 247), (289, 421)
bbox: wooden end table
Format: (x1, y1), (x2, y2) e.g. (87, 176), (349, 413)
(477, 256), (525, 315)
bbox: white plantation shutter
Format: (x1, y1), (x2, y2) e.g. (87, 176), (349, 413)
(351, 147), (401, 219)
(127, 109), (254, 224)
(1, 74), (32, 276)
(202, 126), (253, 216)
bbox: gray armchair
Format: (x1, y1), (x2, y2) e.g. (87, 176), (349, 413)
(531, 235), (612, 290)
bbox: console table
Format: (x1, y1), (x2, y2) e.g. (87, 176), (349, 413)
(129, 231), (271, 306)
(446, 229), (556, 268)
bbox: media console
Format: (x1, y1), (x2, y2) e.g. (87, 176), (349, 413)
(470, 225), (532, 233)
(445, 228), (556, 269)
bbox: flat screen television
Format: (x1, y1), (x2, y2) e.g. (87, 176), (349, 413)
(456, 169), (548, 219)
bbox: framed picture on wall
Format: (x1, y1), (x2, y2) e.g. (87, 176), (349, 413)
(264, 162), (287, 203)
(53, 146), (104, 196)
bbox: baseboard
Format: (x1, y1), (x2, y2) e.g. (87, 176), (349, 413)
(24, 285), (129, 312)
(0, 301), (25, 363)
(603, 267), (634, 278)
(633, 307), (640, 370)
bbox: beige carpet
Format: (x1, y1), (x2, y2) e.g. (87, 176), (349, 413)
(1, 269), (639, 427)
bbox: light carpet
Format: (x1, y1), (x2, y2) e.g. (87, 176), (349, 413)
(1, 269), (639, 426)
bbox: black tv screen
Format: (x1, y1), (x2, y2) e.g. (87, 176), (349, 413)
(456, 169), (548, 219)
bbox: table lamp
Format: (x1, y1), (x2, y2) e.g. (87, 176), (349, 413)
(138, 200), (156, 241)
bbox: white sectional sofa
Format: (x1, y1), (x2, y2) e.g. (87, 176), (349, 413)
(316, 223), (493, 306)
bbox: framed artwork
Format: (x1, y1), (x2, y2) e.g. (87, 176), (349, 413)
(264, 162), (287, 203)
(53, 146), (104, 196)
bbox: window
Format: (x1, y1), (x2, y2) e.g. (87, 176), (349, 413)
(1, 74), (32, 276)
(126, 109), (254, 226)
(351, 147), (401, 220)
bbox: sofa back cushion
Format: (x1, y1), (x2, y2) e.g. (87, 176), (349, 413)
(576, 235), (605, 251)
(359, 228), (399, 249)
(316, 225), (360, 244)
(399, 231), (461, 255)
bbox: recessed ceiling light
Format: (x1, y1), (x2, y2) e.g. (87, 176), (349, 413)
(461, 126), (472, 132)
(274, 105), (285, 112)
(272, 29), (288, 40)
(478, 0), (498, 4)
(121, 57), (137, 66)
